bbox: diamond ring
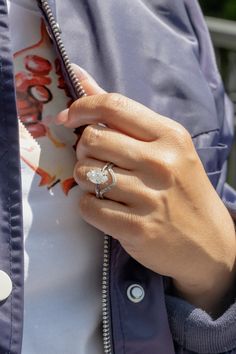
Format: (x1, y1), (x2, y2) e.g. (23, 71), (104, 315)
(87, 162), (117, 199)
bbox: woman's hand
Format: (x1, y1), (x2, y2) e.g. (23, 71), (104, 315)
(57, 65), (236, 314)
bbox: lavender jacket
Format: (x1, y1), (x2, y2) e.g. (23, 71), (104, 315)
(0, 0), (235, 353)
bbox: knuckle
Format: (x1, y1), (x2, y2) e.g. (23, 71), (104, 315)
(68, 100), (78, 118)
(138, 147), (155, 166)
(136, 184), (157, 208)
(74, 162), (87, 184)
(100, 93), (127, 114)
(138, 147), (165, 172)
(80, 125), (100, 149)
(169, 123), (192, 147)
(143, 192), (157, 209)
(68, 97), (86, 121)
(159, 153), (180, 181)
(140, 147), (176, 183)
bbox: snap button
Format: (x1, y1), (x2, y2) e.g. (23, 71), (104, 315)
(127, 284), (145, 303)
(0, 271), (12, 301)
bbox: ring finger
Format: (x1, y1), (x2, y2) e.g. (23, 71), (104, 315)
(74, 158), (140, 205)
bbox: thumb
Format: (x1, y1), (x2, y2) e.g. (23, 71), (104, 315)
(71, 63), (106, 95)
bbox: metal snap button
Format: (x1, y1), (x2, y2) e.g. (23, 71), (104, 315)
(127, 284), (145, 303)
(0, 271), (12, 301)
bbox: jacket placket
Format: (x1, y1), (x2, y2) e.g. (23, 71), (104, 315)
(0, 1), (24, 353)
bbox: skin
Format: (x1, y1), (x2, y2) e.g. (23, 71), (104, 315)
(56, 64), (236, 315)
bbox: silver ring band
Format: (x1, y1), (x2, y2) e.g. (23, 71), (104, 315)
(98, 163), (117, 199)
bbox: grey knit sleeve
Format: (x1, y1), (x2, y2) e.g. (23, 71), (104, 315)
(165, 294), (236, 354)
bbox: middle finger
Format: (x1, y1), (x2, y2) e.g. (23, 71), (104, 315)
(76, 124), (144, 171)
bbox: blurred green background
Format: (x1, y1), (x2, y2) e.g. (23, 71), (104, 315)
(199, 1), (236, 187)
(199, 0), (236, 20)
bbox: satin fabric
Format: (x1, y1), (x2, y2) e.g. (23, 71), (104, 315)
(55, 1), (235, 352)
(0, 0), (236, 353)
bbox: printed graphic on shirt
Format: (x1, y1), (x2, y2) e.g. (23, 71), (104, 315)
(14, 20), (78, 195)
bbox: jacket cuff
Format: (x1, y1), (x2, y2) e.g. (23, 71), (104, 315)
(165, 294), (236, 353)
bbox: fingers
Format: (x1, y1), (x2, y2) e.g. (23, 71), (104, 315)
(79, 192), (136, 241)
(75, 124), (145, 171)
(74, 158), (139, 205)
(57, 93), (173, 142)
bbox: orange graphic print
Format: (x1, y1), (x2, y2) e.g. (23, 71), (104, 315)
(15, 20), (77, 195)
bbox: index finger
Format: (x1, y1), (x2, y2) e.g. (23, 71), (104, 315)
(57, 93), (173, 142)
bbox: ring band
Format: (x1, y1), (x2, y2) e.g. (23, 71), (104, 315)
(98, 163), (117, 199)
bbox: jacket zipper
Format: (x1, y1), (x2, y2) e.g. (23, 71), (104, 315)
(37, 1), (113, 353)
(102, 234), (112, 354)
(38, 0), (86, 99)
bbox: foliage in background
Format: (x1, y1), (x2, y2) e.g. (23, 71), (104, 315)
(199, 0), (236, 20)
(199, 1), (236, 187)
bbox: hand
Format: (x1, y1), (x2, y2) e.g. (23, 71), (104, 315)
(57, 65), (236, 313)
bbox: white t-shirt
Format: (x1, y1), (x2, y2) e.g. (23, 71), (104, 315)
(7, 1), (104, 353)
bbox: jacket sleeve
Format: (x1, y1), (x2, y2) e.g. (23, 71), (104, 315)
(166, 170), (236, 354)
(166, 185), (236, 354)
(165, 184), (236, 354)
(165, 292), (236, 354)
(165, 1), (236, 353)
(164, 118), (236, 353)
(165, 120), (236, 354)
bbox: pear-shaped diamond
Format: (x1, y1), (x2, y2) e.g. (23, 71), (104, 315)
(87, 169), (109, 185)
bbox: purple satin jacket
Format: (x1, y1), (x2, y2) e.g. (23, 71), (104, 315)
(0, 0), (236, 353)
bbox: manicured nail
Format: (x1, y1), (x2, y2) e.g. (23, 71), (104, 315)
(55, 109), (69, 125)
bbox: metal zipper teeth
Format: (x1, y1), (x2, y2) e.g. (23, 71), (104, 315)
(39, 2), (113, 352)
(102, 235), (112, 354)
(39, 0), (86, 99)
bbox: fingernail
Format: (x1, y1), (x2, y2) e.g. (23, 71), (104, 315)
(55, 109), (69, 125)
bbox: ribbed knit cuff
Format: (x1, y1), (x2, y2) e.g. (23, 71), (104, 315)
(165, 294), (236, 353)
